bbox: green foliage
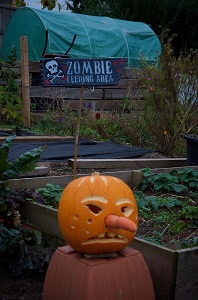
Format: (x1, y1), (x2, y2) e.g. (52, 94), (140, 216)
(36, 184), (63, 208)
(179, 206), (198, 228)
(0, 134), (45, 215)
(134, 167), (198, 249)
(0, 47), (23, 124)
(139, 167), (198, 193)
(170, 168), (198, 189)
(0, 223), (21, 253)
(137, 32), (198, 155)
(0, 136), (50, 274)
(135, 191), (184, 210)
(0, 135), (45, 205)
(41, 0), (57, 10)
(32, 108), (75, 136)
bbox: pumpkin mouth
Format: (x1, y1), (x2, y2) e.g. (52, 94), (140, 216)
(81, 232), (128, 245)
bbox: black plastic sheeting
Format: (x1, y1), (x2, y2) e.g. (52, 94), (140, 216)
(0, 129), (158, 162)
(7, 139), (158, 162)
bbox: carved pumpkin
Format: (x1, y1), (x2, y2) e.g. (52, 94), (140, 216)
(58, 173), (138, 254)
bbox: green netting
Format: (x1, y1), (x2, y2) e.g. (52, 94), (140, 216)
(1, 7), (161, 67)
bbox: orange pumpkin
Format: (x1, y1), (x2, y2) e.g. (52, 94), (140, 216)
(58, 172), (138, 254)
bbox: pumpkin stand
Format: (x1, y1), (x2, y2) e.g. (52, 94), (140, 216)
(42, 172), (155, 300)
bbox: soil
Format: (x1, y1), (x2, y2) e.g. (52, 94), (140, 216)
(1, 154), (197, 300)
(0, 262), (45, 300)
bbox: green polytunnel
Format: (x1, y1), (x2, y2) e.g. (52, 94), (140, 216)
(1, 7), (161, 67)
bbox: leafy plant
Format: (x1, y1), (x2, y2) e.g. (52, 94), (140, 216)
(137, 31), (198, 156)
(139, 167), (194, 193)
(36, 183), (63, 208)
(0, 135), (45, 204)
(0, 47), (23, 124)
(134, 167), (198, 249)
(0, 136), (53, 274)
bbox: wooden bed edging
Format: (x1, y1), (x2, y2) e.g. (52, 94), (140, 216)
(19, 200), (198, 300)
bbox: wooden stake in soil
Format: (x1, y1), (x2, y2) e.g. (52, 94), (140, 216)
(73, 86), (84, 179)
(20, 36), (30, 128)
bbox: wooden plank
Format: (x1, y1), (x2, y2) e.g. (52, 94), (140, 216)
(150, 278), (175, 300)
(9, 175), (74, 190)
(175, 280), (198, 300)
(8, 170), (134, 190)
(29, 86), (103, 99)
(124, 68), (139, 79)
(176, 247), (198, 283)
(66, 98), (143, 111)
(120, 68), (139, 79)
(19, 166), (49, 178)
(131, 237), (178, 284)
(94, 78), (138, 89)
(68, 158), (187, 169)
(104, 88), (143, 99)
(63, 99), (97, 111)
(29, 61), (40, 73)
(131, 170), (144, 187)
(63, 99), (122, 111)
(92, 99), (121, 111)
(19, 202), (63, 240)
(0, 135), (74, 143)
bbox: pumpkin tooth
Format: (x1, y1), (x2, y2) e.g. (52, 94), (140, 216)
(97, 233), (105, 238)
(117, 234), (124, 239)
(106, 232), (116, 238)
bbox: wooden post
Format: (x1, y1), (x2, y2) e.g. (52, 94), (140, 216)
(20, 36), (30, 127)
(73, 86), (84, 180)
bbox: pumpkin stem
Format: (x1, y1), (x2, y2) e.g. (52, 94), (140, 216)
(91, 171), (100, 176)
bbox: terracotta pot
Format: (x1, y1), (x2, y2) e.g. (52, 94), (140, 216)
(43, 246), (155, 300)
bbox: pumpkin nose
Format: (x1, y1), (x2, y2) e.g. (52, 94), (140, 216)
(104, 214), (137, 232)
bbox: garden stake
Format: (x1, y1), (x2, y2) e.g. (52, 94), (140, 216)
(73, 85), (84, 179)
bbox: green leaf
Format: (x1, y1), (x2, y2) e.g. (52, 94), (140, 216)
(172, 183), (187, 193)
(0, 136), (16, 177)
(153, 182), (164, 190)
(3, 146), (46, 179)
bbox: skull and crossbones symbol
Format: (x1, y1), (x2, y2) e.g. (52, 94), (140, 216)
(45, 59), (64, 83)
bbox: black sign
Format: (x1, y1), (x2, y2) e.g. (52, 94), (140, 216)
(40, 57), (127, 87)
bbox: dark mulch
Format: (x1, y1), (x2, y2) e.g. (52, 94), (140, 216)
(0, 258), (45, 300)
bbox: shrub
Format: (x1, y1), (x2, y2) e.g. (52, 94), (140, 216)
(137, 31), (198, 156)
(0, 47), (23, 124)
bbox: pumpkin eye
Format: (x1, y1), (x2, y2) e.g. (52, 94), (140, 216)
(121, 206), (134, 217)
(85, 204), (104, 215)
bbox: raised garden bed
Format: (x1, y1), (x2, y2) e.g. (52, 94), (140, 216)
(18, 200), (198, 300)
(16, 164), (198, 300)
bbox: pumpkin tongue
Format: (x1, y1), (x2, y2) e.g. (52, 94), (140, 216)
(104, 214), (137, 232)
